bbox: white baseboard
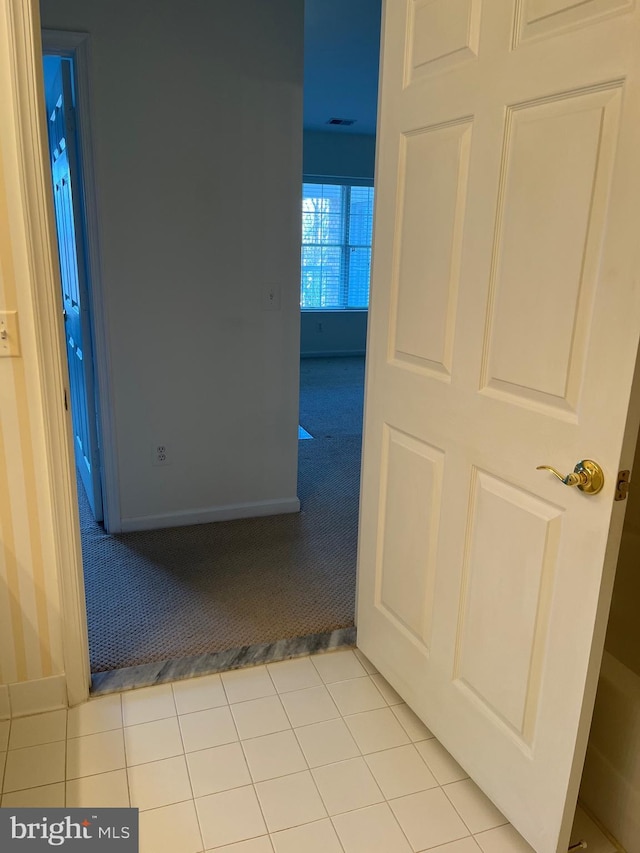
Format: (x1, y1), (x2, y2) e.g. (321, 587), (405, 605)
(7, 674), (67, 718)
(120, 496), (301, 532)
(300, 350), (365, 358)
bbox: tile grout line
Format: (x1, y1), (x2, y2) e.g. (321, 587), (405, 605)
(63, 706), (69, 807)
(288, 714), (338, 839)
(1, 717), (10, 802)
(268, 655), (355, 851)
(121, 694), (142, 829)
(439, 777), (510, 839)
(0, 654), (527, 852)
(388, 770), (469, 852)
(258, 662), (332, 841)
(245, 664), (284, 851)
(0, 748), (6, 805)
(173, 683), (212, 853)
(287, 654), (415, 852)
(115, 694), (131, 810)
(312, 653), (444, 852)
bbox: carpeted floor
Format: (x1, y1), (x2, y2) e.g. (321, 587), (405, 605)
(79, 357), (365, 672)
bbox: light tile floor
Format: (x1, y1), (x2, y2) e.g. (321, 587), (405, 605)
(0, 649), (616, 852)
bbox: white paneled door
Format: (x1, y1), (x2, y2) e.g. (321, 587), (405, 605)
(47, 59), (103, 522)
(357, 1), (640, 851)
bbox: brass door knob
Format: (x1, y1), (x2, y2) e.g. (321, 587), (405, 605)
(536, 460), (604, 494)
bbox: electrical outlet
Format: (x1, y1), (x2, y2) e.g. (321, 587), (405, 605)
(263, 284), (281, 311)
(153, 444), (170, 466)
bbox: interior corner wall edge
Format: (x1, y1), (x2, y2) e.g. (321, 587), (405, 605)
(39, 0), (304, 524)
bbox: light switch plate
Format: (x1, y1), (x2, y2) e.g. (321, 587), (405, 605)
(0, 311), (20, 357)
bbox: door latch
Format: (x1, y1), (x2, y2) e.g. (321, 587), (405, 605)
(615, 470), (630, 501)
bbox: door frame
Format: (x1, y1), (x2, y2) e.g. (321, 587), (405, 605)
(5, 0), (91, 704)
(41, 27), (121, 534)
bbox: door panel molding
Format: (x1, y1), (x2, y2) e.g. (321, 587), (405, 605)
(375, 424), (444, 653)
(513, 0), (635, 46)
(453, 468), (563, 746)
(390, 118), (472, 378)
(480, 84), (623, 418)
(405, 0), (482, 84)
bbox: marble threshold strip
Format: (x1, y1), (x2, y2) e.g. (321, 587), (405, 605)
(90, 626), (357, 696)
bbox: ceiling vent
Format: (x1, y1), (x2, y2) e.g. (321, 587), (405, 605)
(326, 117), (357, 126)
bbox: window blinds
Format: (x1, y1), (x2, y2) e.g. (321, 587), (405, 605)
(301, 182), (374, 309)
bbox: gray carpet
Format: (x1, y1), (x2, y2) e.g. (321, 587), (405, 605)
(80, 356), (364, 672)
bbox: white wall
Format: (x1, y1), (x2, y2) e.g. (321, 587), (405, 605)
(301, 130), (374, 358)
(303, 130), (376, 180)
(40, 0), (304, 530)
(300, 310), (367, 357)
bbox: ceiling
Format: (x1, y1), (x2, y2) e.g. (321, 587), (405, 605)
(304, 0), (382, 136)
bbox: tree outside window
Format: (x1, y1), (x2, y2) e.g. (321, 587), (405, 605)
(301, 182), (374, 309)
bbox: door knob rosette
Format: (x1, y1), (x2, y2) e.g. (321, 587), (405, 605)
(536, 460), (604, 494)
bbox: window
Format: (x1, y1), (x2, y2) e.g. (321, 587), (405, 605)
(301, 181), (374, 309)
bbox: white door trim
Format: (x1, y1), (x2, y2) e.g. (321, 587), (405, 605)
(5, 0), (90, 705)
(41, 27), (121, 534)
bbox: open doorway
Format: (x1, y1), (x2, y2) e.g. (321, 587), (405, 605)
(39, 0), (381, 685)
(297, 178), (373, 536)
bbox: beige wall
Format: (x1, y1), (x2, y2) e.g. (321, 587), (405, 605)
(0, 16), (64, 689)
(604, 427), (640, 678)
(580, 652), (640, 850)
(580, 420), (640, 845)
